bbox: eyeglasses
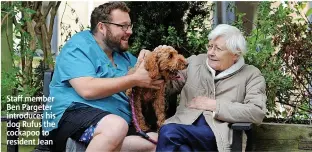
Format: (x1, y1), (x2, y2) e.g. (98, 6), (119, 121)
(205, 44), (225, 53)
(101, 21), (133, 32)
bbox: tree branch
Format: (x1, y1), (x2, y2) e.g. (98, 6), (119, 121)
(60, 2), (68, 46)
(48, 1), (61, 41)
(32, 2), (42, 23)
(22, 4), (37, 84)
(1, 13), (10, 25)
(43, 2), (54, 19)
(5, 16), (15, 68)
(282, 56), (311, 98)
(276, 100), (312, 113)
(293, 1), (311, 24)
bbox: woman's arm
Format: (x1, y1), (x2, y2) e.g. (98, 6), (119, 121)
(213, 70), (267, 124)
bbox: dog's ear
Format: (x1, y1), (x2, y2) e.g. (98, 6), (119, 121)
(145, 53), (159, 79)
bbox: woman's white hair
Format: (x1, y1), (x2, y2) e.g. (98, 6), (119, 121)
(208, 24), (247, 55)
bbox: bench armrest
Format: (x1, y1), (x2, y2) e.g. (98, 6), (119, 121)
(43, 71), (53, 97)
(231, 122), (253, 130)
(231, 123), (253, 152)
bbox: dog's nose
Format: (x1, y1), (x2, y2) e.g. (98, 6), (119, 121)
(185, 62), (189, 67)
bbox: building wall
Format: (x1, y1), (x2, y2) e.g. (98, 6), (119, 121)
(55, 1), (108, 55)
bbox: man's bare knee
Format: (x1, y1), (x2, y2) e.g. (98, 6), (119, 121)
(94, 114), (129, 137)
(87, 114), (129, 151)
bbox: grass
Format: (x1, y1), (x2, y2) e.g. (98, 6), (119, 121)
(1, 119), (41, 152)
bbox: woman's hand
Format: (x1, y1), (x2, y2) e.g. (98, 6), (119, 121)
(187, 96), (217, 111)
(136, 49), (151, 68)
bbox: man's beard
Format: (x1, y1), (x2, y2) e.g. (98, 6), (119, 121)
(104, 29), (128, 52)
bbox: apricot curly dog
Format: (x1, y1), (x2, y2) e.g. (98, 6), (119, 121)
(127, 45), (188, 131)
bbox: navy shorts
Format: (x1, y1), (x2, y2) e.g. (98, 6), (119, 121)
(47, 102), (137, 152)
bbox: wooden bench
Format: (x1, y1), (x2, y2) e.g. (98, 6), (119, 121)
(3, 71), (253, 152)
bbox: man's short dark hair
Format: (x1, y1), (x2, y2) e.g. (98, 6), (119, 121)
(90, 2), (130, 33)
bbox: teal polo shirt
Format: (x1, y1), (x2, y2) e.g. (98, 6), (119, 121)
(42, 30), (137, 132)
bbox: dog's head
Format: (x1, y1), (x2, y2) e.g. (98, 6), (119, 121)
(145, 45), (188, 80)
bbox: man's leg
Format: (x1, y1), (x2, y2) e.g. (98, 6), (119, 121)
(47, 102), (111, 152)
(88, 117), (157, 152)
(86, 114), (129, 152)
(120, 132), (158, 152)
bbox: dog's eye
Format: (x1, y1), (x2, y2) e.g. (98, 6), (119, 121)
(168, 53), (173, 59)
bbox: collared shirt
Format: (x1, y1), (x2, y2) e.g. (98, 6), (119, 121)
(42, 30), (137, 132)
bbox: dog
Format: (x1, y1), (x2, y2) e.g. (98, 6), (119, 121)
(127, 45), (188, 131)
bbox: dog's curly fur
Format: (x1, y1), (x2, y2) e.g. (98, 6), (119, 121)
(127, 46), (188, 131)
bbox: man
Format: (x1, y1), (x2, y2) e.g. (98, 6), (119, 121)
(43, 2), (160, 152)
(156, 24), (267, 151)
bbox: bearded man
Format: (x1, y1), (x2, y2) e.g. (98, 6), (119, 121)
(42, 2), (161, 152)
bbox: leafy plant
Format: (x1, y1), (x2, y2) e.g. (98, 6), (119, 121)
(237, 1), (312, 123)
(126, 1), (212, 57)
(1, 1), (61, 111)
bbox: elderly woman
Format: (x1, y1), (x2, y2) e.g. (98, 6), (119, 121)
(156, 24), (267, 152)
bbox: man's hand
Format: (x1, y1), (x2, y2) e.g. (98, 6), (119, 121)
(187, 96), (216, 111)
(133, 60), (164, 89)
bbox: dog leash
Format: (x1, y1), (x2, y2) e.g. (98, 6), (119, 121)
(129, 91), (158, 145)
